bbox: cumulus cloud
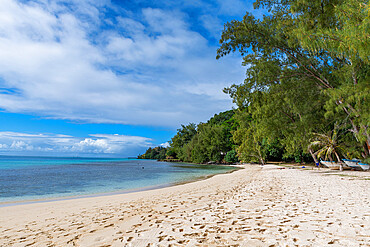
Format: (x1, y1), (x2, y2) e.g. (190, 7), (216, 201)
(0, 131), (153, 156)
(10, 141), (34, 151)
(160, 142), (170, 148)
(71, 138), (112, 153)
(0, 0), (246, 127)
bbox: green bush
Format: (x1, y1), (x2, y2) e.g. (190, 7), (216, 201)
(225, 150), (238, 164)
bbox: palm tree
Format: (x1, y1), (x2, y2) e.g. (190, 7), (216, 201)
(309, 126), (345, 171)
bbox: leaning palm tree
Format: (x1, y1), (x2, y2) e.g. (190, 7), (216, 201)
(309, 126), (346, 171)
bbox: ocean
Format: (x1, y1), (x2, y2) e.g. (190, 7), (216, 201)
(0, 156), (237, 203)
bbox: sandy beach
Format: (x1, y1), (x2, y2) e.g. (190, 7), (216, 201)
(0, 164), (369, 246)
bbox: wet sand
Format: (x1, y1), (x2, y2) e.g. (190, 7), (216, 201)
(0, 165), (369, 246)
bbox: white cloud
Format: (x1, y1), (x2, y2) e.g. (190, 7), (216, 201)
(105, 8), (207, 68)
(10, 141), (34, 151)
(160, 142), (170, 148)
(71, 138), (111, 153)
(0, 131), (153, 156)
(0, 0), (246, 127)
(0, 144), (8, 148)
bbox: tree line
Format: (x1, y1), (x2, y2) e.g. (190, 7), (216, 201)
(138, 146), (168, 160)
(139, 0), (369, 165)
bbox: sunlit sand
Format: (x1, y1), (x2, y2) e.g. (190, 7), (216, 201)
(0, 165), (369, 246)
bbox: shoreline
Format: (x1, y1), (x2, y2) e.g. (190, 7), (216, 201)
(0, 165), (241, 208)
(1, 164), (369, 246)
(0, 183), (174, 208)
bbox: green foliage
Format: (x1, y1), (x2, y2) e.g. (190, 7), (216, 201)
(265, 139), (284, 161)
(309, 129), (344, 162)
(138, 146), (167, 160)
(165, 148), (177, 159)
(362, 157), (370, 165)
(217, 0), (370, 163)
(139, 0), (369, 166)
(225, 150), (239, 164)
(290, 0), (370, 62)
(190, 124), (231, 163)
(166, 110), (237, 164)
(169, 123), (197, 160)
(207, 110), (235, 126)
(233, 118), (268, 164)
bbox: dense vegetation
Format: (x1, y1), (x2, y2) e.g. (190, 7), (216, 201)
(139, 0), (369, 165)
(138, 146), (168, 160)
(138, 111), (239, 163)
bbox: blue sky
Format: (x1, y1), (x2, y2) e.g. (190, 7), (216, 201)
(0, 0), (260, 157)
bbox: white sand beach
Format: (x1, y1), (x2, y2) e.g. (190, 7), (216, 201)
(0, 164), (369, 246)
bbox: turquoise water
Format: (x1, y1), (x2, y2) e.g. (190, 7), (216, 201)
(0, 156), (236, 203)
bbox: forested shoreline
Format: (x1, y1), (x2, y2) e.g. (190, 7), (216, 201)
(139, 0), (369, 166)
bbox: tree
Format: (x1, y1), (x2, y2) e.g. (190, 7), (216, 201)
(309, 125), (346, 170)
(169, 123), (197, 159)
(231, 109), (268, 165)
(166, 148), (177, 159)
(166, 111), (237, 164)
(191, 124), (231, 163)
(217, 0), (369, 161)
(138, 146), (168, 160)
(225, 150), (239, 163)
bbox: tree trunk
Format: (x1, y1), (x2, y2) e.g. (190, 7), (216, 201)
(334, 151), (343, 171)
(259, 157), (265, 166)
(256, 145), (264, 166)
(309, 148), (319, 168)
(339, 104), (369, 156)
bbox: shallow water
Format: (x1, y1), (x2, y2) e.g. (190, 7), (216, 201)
(0, 156), (236, 202)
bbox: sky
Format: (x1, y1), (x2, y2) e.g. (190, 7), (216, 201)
(0, 0), (261, 157)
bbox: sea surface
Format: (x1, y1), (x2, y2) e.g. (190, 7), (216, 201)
(0, 156), (237, 203)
